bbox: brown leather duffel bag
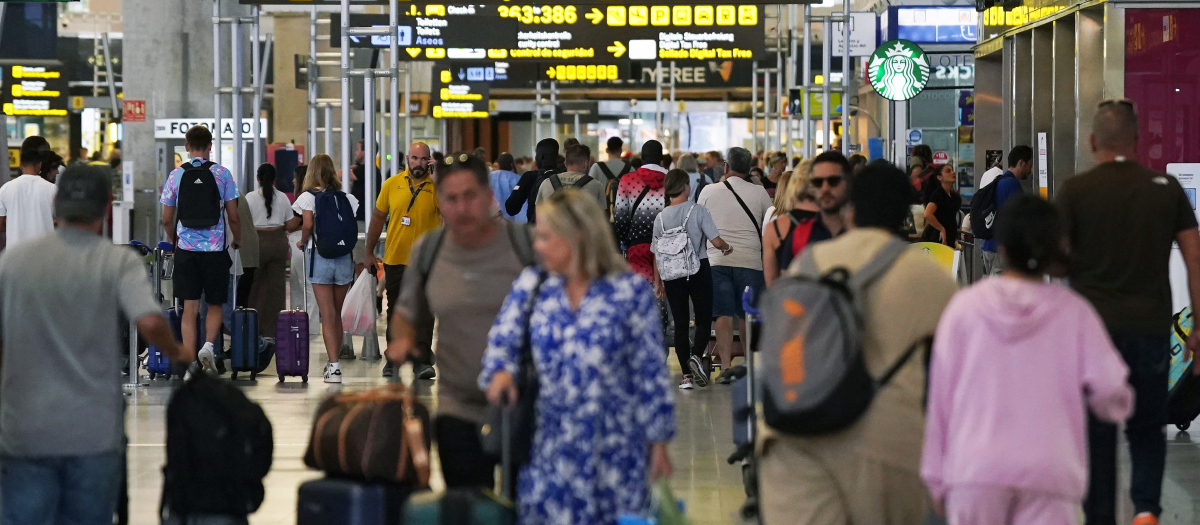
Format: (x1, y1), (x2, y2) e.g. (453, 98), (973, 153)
(303, 384), (431, 487)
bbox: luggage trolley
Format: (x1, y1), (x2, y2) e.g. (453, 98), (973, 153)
(727, 286), (761, 522)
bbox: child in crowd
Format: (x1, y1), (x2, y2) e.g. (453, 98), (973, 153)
(921, 194), (1134, 524)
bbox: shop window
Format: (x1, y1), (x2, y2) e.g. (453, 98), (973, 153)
(1125, 9), (1200, 171)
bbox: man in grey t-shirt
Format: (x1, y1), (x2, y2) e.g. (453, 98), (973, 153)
(0, 166), (189, 525)
(386, 154), (530, 490)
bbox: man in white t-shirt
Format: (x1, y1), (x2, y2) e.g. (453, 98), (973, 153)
(0, 145), (57, 248)
(697, 147), (773, 383)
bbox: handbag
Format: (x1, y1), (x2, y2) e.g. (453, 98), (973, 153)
(482, 271), (549, 467)
(303, 383), (432, 487)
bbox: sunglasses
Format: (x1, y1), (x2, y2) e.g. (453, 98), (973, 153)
(810, 175), (843, 189)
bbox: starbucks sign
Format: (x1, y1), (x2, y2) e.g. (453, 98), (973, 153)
(867, 39), (931, 101)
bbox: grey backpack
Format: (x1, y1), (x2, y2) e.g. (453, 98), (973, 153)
(758, 239), (923, 436)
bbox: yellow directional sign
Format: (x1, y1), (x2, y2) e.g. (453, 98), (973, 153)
(606, 6), (625, 26)
(407, 48), (422, 58)
(7, 149), (17, 169)
(585, 7), (603, 24)
(607, 41), (627, 58)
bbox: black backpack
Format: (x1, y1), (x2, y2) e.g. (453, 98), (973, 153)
(968, 173), (1013, 240)
(176, 161), (223, 229)
(693, 173), (712, 202)
(548, 174), (594, 192)
(308, 189), (358, 260)
(161, 373), (273, 519)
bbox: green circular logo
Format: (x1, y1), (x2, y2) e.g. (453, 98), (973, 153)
(867, 39), (931, 101)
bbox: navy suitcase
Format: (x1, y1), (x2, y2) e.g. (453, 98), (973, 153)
(229, 308), (260, 380)
(296, 478), (409, 525)
(148, 307), (183, 380)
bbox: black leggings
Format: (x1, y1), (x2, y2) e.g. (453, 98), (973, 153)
(663, 259), (713, 372)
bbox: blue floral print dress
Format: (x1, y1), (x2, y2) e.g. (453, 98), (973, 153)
(478, 268), (676, 525)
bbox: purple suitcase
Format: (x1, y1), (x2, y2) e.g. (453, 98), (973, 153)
(275, 309), (310, 383)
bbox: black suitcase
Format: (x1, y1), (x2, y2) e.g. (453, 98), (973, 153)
(1169, 360), (1200, 430)
(296, 478), (410, 525)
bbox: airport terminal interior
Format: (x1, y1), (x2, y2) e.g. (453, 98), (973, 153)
(5, 0), (1200, 524)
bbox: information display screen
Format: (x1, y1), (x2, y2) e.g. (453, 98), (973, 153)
(432, 65), (490, 118)
(328, 4), (763, 63)
(0, 62), (69, 117)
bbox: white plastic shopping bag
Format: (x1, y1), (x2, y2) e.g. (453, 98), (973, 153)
(341, 269), (378, 335)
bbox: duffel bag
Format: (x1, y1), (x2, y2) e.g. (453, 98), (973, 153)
(303, 384), (431, 487)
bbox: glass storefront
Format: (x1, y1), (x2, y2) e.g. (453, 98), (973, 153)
(906, 53), (976, 194)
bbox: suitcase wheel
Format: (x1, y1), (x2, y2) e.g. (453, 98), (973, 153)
(302, 375), (308, 383)
(278, 376), (285, 383)
(250, 371), (257, 380)
(231, 371), (238, 380)
(149, 372), (156, 380)
(1179, 422), (1191, 431)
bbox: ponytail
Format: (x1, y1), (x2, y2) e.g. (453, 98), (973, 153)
(257, 163), (277, 217)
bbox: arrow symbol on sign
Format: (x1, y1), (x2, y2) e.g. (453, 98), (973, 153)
(585, 8), (604, 24)
(546, 67), (556, 79)
(350, 36), (362, 44)
(458, 69), (466, 80)
(607, 41), (626, 58)
(406, 48), (421, 58)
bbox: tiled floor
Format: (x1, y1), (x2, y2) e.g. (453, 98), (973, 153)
(124, 331), (1200, 525)
(123, 332), (749, 525)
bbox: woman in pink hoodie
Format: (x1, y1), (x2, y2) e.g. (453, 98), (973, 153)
(921, 195), (1134, 524)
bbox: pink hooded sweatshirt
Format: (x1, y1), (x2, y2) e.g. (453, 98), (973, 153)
(921, 277), (1134, 502)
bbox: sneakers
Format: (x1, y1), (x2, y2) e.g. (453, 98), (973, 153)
(688, 355), (710, 388)
(323, 363), (343, 384)
(415, 364), (436, 380)
(197, 343), (217, 376)
(678, 376), (695, 390)
(1132, 513), (1159, 525)
(382, 363), (396, 378)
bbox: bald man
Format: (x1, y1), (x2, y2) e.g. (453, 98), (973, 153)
(365, 142), (440, 379)
(1058, 100), (1200, 525)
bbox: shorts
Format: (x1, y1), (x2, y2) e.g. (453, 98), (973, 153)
(711, 265), (765, 318)
(306, 249), (354, 286)
(174, 249), (232, 305)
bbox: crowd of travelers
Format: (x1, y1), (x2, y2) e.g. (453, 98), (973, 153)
(0, 98), (1191, 525)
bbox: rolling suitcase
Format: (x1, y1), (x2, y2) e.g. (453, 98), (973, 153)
(148, 306), (184, 380)
(276, 255), (310, 383)
(1168, 307), (1200, 430)
(728, 286), (761, 522)
(229, 251), (262, 380)
(296, 478), (409, 525)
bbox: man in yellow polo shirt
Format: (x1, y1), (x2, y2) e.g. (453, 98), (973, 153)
(365, 142), (440, 379)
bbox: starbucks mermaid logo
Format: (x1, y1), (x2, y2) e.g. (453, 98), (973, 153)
(868, 40), (931, 101)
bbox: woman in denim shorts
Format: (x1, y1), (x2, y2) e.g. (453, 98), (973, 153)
(293, 154), (359, 383)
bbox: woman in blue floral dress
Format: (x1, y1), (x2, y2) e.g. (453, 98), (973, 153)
(480, 189), (676, 525)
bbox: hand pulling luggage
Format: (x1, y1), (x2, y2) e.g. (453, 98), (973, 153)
(276, 255), (311, 383)
(303, 383), (432, 487)
(228, 250), (262, 380)
(296, 477), (409, 525)
(403, 406), (518, 524)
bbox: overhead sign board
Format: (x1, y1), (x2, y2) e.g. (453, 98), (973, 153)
(883, 6), (978, 45)
(241, 0), (816, 5)
(327, 4), (763, 63)
(154, 118), (270, 140)
(330, 11), (518, 50)
(831, 12), (878, 57)
(867, 39), (930, 102)
(432, 65), (490, 118)
(0, 62), (69, 117)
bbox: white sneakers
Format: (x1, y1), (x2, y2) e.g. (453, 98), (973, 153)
(197, 343), (217, 375)
(324, 363), (342, 383)
(678, 375), (695, 390)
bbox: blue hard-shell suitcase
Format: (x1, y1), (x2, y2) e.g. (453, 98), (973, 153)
(296, 478), (409, 525)
(229, 308), (260, 380)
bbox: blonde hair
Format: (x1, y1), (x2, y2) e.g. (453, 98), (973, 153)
(538, 189), (628, 279)
(771, 159), (813, 218)
(304, 154), (341, 192)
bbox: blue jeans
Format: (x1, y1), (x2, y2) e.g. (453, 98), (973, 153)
(1, 451), (122, 525)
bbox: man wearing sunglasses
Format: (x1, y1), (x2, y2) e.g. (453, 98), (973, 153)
(806, 151), (853, 242)
(1059, 100), (1200, 525)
